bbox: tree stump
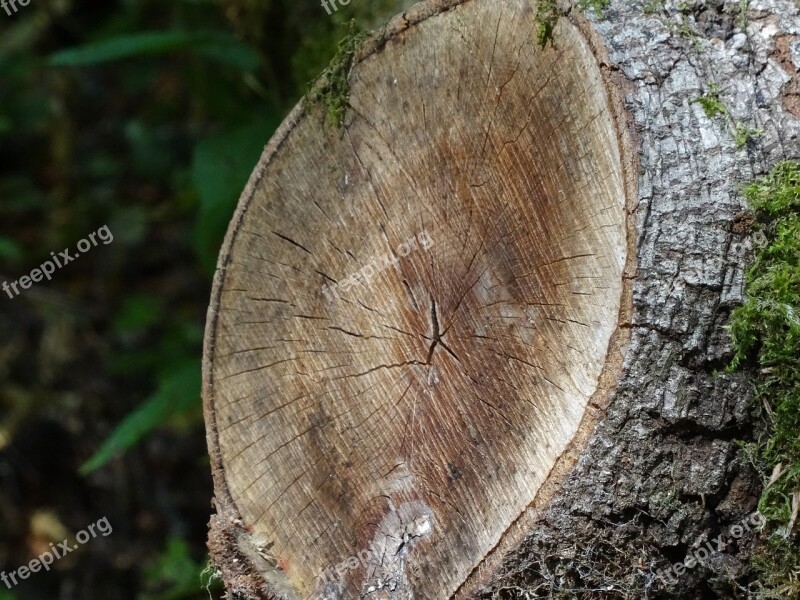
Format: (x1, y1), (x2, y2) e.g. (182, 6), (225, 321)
(204, 0), (800, 598)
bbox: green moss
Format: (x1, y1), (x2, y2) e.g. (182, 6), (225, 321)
(734, 122), (763, 148)
(576, 0), (610, 16)
(306, 21), (368, 129)
(694, 83), (728, 118)
(752, 535), (800, 599)
(728, 160), (800, 598)
(737, 0), (749, 31)
(741, 161), (800, 215)
(691, 85), (764, 149)
(643, 0), (665, 15)
(535, 0), (560, 48)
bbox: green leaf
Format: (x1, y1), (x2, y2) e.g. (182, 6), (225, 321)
(195, 40), (259, 72)
(49, 31), (258, 71)
(79, 360), (201, 475)
(192, 117), (278, 273)
(113, 295), (165, 336)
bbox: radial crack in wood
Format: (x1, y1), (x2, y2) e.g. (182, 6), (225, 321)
(203, 1), (636, 599)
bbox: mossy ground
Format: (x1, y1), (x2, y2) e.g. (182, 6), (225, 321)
(729, 160), (800, 598)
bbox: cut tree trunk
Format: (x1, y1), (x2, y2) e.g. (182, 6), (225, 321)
(202, 0), (800, 598)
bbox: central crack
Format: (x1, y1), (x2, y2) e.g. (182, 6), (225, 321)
(425, 296), (460, 364)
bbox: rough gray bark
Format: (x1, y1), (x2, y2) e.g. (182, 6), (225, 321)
(473, 0), (800, 598)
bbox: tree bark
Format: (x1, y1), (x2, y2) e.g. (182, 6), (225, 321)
(202, 0), (800, 598)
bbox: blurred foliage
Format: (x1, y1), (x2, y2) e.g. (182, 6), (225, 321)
(48, 31), (260, 69)
(0, 0), (410, 598)
(139, 537), (221, 600)
(191, 116), (278, 272)
(80, 359), (201, 475)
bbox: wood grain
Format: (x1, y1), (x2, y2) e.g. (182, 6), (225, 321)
(203, 1), (634, 598)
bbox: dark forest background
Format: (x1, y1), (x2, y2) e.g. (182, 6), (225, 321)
(0, 1), (409, 598)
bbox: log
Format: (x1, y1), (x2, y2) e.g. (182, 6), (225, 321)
(203, 0), (800, 597)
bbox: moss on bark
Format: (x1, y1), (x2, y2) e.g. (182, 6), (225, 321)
(729, 160), (800, 598)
